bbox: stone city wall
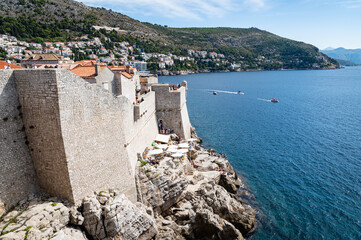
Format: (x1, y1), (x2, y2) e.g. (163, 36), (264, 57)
(13, 69), (137, 203)
(14, 70), (75, 202)
(56, 69), (137, 203)
(0, 69), (191, 207)
(0, 70), (39, 214)
(152, 84), (191, 139)
(121, 90), (158, 172)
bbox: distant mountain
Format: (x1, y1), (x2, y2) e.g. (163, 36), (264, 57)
(0, 0), (339, 70)
(335, 59), (359, 66)
(321, 48), (361, 64)
(324, 47), (336, 51)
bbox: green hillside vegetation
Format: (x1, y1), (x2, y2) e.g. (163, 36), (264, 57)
(0, 0), (339, 71)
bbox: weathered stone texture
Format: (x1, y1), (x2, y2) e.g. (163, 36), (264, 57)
(123, 91), (158, 172)
(152, 84), (191, 139)
(0, 70), (39, 215)
(82, 193), (157, 240)
(55, 69), (137, 203)
(13, 70), (74, 202)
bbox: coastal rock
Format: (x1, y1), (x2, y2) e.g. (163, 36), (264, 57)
(196, 183), (255, 236)
(103, 194), (158, 239)
(137, 167), (188, 213)
(82, 196), (106, 239)
(0, 199), (70, 240)
(192, 209), (243, 240)
(69, 206), (84, 226)
(50, 227), (88, 240)
(218, 174), (238, 194)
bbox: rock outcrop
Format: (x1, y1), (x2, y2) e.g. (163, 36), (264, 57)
(136, 137), (256, 240)
(0, 134), (255, 240)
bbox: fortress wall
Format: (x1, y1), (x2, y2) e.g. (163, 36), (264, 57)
(13, 70), (74, 202)
(152, 84), (191, 139)
(0, 70), (39, 214)
(122, 91), (158, 172)
(55, 70), (136, 203)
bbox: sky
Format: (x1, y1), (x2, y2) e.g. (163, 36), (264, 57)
(76, 0), (361, 49)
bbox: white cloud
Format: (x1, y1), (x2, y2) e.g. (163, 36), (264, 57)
(338, 0), (361, 8)
(243, 0), (267, 10)
(77, 0), (265, 20)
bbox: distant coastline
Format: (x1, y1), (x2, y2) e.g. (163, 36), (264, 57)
(156, 65), (340, 76)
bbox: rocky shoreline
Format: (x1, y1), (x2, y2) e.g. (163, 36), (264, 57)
(0, 130), (256, 240)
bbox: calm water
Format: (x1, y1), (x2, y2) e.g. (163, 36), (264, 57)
(160, 67), (361, 240)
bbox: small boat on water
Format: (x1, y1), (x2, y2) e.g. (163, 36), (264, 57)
(237, 91), (244, 94)
(271, 98), (279, 103)
(213, 91), (217, 95)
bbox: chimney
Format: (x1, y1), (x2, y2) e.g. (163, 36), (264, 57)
(95, 63), (101, 76)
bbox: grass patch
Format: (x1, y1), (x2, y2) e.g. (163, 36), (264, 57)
(1, 209), (26, 236)
(24, 226), (33, 239)
(50, 203), (57, 207)
(140, 160), (149, 167)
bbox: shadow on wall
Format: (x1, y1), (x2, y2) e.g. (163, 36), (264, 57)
(0, 70), (39, 215)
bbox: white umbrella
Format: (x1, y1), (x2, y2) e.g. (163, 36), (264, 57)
(155, 144), (168, 149)
(177, 149), (188, 153)
(171, 153), (183, 158)
(187, 138), (198, 142)
(178, 143), (189, 148)
(147, 149), (164, 156)
(166, 148), (178, 153)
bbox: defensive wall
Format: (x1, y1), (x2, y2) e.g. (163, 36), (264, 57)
(122, 90), (158, 172)
(0, 70), (39, 215)
(0, 69), (191, 212)
(152, 83), (191, 140)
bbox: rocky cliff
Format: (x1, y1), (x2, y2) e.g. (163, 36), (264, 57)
(0, 130), (255, 240)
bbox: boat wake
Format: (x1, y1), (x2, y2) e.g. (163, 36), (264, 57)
(207, 89), (244, 95)
(257, 98), (272, 102)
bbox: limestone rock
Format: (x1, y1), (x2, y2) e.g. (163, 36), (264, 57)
(196, 184), (255, 236)
(137, 168), (188, 213)
(69, 206), (84, 226)
(50, 227), (88, 240)
(218, 174), (238, 194)
(0, 199), (70, 240)
(193, 209), (243, 240)
(82, 196), (106, 239)
(103, 194), (158, 239)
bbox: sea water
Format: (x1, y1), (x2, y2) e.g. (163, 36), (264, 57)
(159, 67), (361, 240)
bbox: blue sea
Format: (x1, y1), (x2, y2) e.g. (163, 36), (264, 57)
(159, 67), (361, 240)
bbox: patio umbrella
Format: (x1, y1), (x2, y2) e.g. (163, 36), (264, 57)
(177, 149), (189, 153)
(178, 143), (189, 148)
(171, 153), (183, 158)
(155, 144), (168, 149)
(187, 138), (198, 142)
(147, 149), (164, 156)
(166, 148), (178, 153)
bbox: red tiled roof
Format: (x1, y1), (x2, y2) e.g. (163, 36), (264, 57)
(0, 61), (22, 69)
(70, 64), (106, 77)
(22, 54), (60, 61)
(74, 60), (106, 67)
(109, 65), (127, 71)
(121, 72), (133, 79)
